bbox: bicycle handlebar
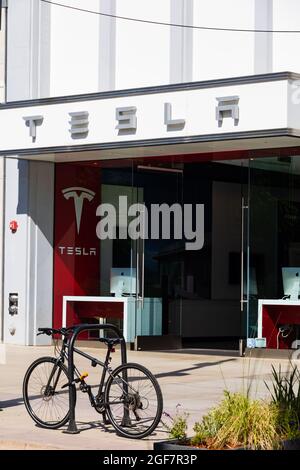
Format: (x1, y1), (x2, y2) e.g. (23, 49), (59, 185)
(37, 327), (70, 336)
(37, 324), (125, 340)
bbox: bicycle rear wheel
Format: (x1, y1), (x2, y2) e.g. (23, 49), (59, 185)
(23, 356), (73, 429)
(104, 362), (163, 439)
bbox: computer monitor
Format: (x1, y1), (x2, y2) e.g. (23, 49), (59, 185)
(282, 267), (300, 300)
(110, 268), (137, 297)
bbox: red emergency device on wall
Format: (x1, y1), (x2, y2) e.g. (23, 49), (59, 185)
(9, 220), (18, 233)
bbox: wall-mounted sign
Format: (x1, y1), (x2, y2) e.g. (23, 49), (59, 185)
(0, 74), (299, 155)
(53, 164), (101, 331)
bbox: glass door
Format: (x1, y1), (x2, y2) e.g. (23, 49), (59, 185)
(241, 160), (251, 343)
(98, 158), (184, 341)
(98, 159), (137, 337)
(131, 162), (184, 339)
(207, 159), (250, 349)
(131, 158), (251, 349)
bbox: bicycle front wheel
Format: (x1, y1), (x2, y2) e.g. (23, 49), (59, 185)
(105, 362), (163, 439)
(23, 356), (73, 429)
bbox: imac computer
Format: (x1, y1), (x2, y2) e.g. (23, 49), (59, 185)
(110, 268), (137, 297)
(282, 267), (300, 300)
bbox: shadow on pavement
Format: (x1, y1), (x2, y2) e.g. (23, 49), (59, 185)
(0, 397), (24, 409)
(159, 349), (240, 357)
(154, 358), (236, 379)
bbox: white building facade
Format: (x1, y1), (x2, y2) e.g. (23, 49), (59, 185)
(3, 0), (300, 351)
(0, 2), (6, 340)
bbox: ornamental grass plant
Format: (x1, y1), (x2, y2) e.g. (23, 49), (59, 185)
(164, 363), (300, 450)
(265, 363), (300, 440)
(191, 391), (279, 450)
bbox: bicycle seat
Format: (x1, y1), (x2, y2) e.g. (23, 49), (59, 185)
(99, 337), (121, 347)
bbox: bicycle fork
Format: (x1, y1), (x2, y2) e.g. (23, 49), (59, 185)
(44, 359), (64, 397)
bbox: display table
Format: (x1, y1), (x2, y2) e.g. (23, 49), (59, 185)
(62, 295), (162, 343)
(258, 299), (300, 349)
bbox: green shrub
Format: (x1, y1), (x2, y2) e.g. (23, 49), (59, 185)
(266, 364), (300, 411)
(163, 364), (300, 450)
(265, 363), (300, 440)
(163, 405), (189, 441)
(191, 391), (280, 450)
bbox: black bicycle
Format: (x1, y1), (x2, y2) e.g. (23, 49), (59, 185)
(23, 326), (163, 439)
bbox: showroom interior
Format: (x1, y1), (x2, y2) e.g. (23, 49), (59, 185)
(51, 146), (300, 351)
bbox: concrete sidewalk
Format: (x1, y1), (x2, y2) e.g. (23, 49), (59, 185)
(0, 344), (293, 450)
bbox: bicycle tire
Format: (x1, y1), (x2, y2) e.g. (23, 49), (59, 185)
(23, 356), (74, 429)
(104, 362), (163, 439)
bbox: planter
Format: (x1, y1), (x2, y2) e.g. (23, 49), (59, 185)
(282, 439), (300, 450)
(153, 439), (245, 451)
(154, 438), (300, 451)
(154, 439), (200, 451)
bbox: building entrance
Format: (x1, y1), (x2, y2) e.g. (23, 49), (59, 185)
(53, 156), (250, 348)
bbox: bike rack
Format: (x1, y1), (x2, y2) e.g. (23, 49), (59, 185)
(63, 323), (127, 434)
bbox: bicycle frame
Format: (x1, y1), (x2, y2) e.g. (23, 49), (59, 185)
(72, 343), (114, 404)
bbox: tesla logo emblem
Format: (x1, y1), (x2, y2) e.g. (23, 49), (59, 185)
(62, 187), (95, 234)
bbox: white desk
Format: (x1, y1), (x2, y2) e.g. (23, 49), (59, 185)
(62, 296), (129, 340)
(258, 299), (300, 338)
(62, 295), (162, 343)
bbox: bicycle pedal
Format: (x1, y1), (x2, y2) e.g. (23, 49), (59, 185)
(102, 415), (111, 425)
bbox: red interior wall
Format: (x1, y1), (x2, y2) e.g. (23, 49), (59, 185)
(262, 305), (300, 349)
(53, 164), (102, 333)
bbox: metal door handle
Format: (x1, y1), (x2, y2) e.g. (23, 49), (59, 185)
(240, 197), (248, 312)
